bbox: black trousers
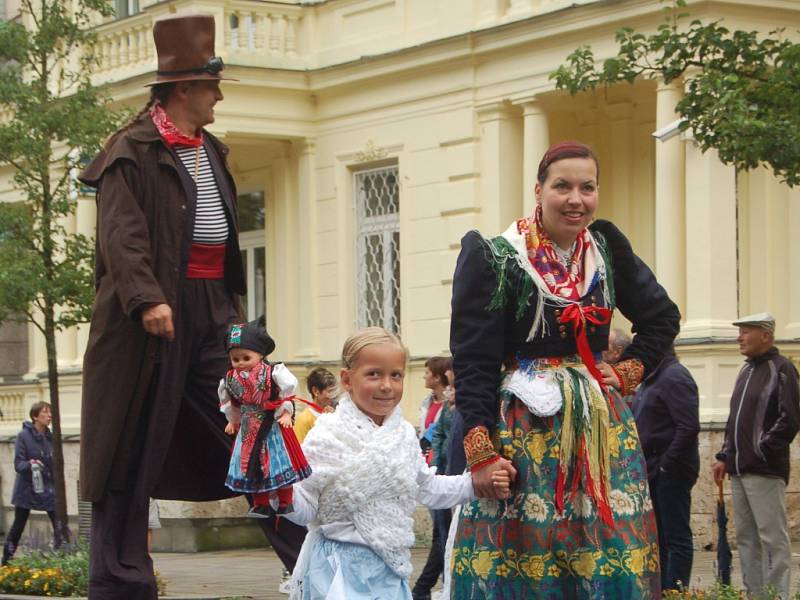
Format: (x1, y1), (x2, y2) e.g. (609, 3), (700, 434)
(2, 507), (58, 565)
(89, 280), (237, 600)
(651, 471), (695, 591)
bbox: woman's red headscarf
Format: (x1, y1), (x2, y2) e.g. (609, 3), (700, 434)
(536, 140), (600, 184)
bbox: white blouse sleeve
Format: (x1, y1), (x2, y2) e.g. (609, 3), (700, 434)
(272, 363), (298, 398)
(277, 483), (318, 527)
(416, 452), (475, 509)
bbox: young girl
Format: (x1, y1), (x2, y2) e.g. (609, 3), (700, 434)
(219, 317), (311, 517)
(283, 327), (510, 600)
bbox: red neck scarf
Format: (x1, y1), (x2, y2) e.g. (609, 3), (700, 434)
(150, 102), (203, 148)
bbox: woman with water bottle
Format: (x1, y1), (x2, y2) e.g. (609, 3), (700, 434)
(2, 401), (60, 565)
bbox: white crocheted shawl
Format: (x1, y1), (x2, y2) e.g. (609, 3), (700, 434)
(299, 394), (421, 578)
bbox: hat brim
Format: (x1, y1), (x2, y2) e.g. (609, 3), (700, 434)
(144, 72), (238, 86)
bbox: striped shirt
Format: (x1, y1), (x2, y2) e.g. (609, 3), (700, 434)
(174, 145), (230, 244)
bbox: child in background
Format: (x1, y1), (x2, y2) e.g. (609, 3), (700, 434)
(219, 317), (311, 517)
(293, 367), (338, 444)
(283, 327), (511, 600)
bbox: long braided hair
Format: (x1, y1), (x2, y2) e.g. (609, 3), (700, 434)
(104, 83), (176, 149)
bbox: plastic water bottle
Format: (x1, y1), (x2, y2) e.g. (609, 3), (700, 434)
(31, 462), (44, 495)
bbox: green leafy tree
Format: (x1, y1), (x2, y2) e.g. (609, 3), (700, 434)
(550, 0), (800, 187)
(0, 0), (122, 541)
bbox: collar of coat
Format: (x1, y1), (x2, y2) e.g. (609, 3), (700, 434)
(746, 346), (779, 365)
(78, 116), (229, 189)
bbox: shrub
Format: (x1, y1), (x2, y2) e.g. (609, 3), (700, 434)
(0, 543), (166, 597)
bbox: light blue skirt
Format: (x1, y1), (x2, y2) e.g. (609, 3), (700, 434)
(299, 536), (412, 600)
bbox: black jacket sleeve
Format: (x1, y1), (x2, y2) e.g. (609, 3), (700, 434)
(660, 365), (701, 473)
(450, 231), (505, 433)
(591, 220), (681, 375)
(761, 360), (800, 455)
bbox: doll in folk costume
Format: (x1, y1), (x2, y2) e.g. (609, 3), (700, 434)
(219, 317), (311, 517)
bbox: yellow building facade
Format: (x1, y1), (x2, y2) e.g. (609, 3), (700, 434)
(0, 0), (799, 545)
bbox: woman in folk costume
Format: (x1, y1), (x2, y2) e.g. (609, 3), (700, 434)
(220, 318), (311, 516)
(448, 141), (681, 599)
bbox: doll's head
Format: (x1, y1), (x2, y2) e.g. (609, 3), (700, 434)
(226, 317), (275, 371)
(340, 327), (408, 425)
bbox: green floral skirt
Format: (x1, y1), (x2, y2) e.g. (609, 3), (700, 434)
(450, 373), (660, 599)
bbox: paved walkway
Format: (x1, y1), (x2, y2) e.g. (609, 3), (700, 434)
(153, 545), (800, 600)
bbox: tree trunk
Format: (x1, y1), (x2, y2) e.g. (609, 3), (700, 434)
(43, 306), (69, 548)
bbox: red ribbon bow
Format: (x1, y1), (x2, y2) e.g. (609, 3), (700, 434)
(558, 303), (612, 392)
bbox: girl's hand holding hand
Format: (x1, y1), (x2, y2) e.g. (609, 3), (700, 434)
(491, 468), (511, 496)
(472, 457), (517, 500)
(277, 412), (292, 428)
(597, 362), (621, 390)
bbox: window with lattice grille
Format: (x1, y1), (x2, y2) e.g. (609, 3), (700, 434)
(355, 165), (400, 333)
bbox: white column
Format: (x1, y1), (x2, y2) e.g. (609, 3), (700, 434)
(604, 102), (634, 233)
(56, 212), (78, 368)
(654, 81), (686, 319)
(74, 196), (96, 367)
(508, 0), (533, 18)
(293, 139), (319, 359)
(681, 144), (738, 339)
(786, 187), (800, 339)
(518, 98), (549, 217)
(26, 317), (47, 379)
(476, 0), (505, 26)
(476, 101), (523, 235)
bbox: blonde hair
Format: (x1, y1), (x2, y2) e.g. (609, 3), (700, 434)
(341, 327), (408, 369)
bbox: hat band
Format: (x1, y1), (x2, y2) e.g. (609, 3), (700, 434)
(157, 56), (225, 78)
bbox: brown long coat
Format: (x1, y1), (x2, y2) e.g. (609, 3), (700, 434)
(78, 117), (245, 502)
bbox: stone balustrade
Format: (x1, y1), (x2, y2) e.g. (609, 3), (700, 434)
(0, 384), (41, 425)
(89, 0), (306, 84)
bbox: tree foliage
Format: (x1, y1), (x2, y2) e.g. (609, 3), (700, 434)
(0, 0), (124, 539)
(550, 0), (800, 187)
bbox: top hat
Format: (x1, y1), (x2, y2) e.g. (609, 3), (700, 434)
(146, 14), (236, 86)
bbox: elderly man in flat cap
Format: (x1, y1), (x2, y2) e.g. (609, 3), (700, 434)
(79, 14), (245, 599)
(712, 313), (800, 599)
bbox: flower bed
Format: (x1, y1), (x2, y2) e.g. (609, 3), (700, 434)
(0, 544), (166, 597)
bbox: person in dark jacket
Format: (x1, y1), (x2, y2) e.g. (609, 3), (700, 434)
(78, 15), (245, 600)
(2, 402), (60, 565)
(712, 313), (800, 599)
(633, 348), (700, 591)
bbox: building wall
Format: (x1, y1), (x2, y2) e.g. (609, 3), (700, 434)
(0, 0), (798, 547)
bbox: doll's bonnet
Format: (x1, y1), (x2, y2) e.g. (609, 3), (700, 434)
(225, 316), (276, 356)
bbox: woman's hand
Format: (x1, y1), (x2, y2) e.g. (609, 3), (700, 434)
(224, 422), (239, 435)
(597, 362), (621, 390)
(471, 457), (517, 500)
(277, 412), (292, 428)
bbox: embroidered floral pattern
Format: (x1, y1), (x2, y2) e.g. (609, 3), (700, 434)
(464, 425), (499, 471)
(611, 358), (645, 396)
(451, 388), (660, 598)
